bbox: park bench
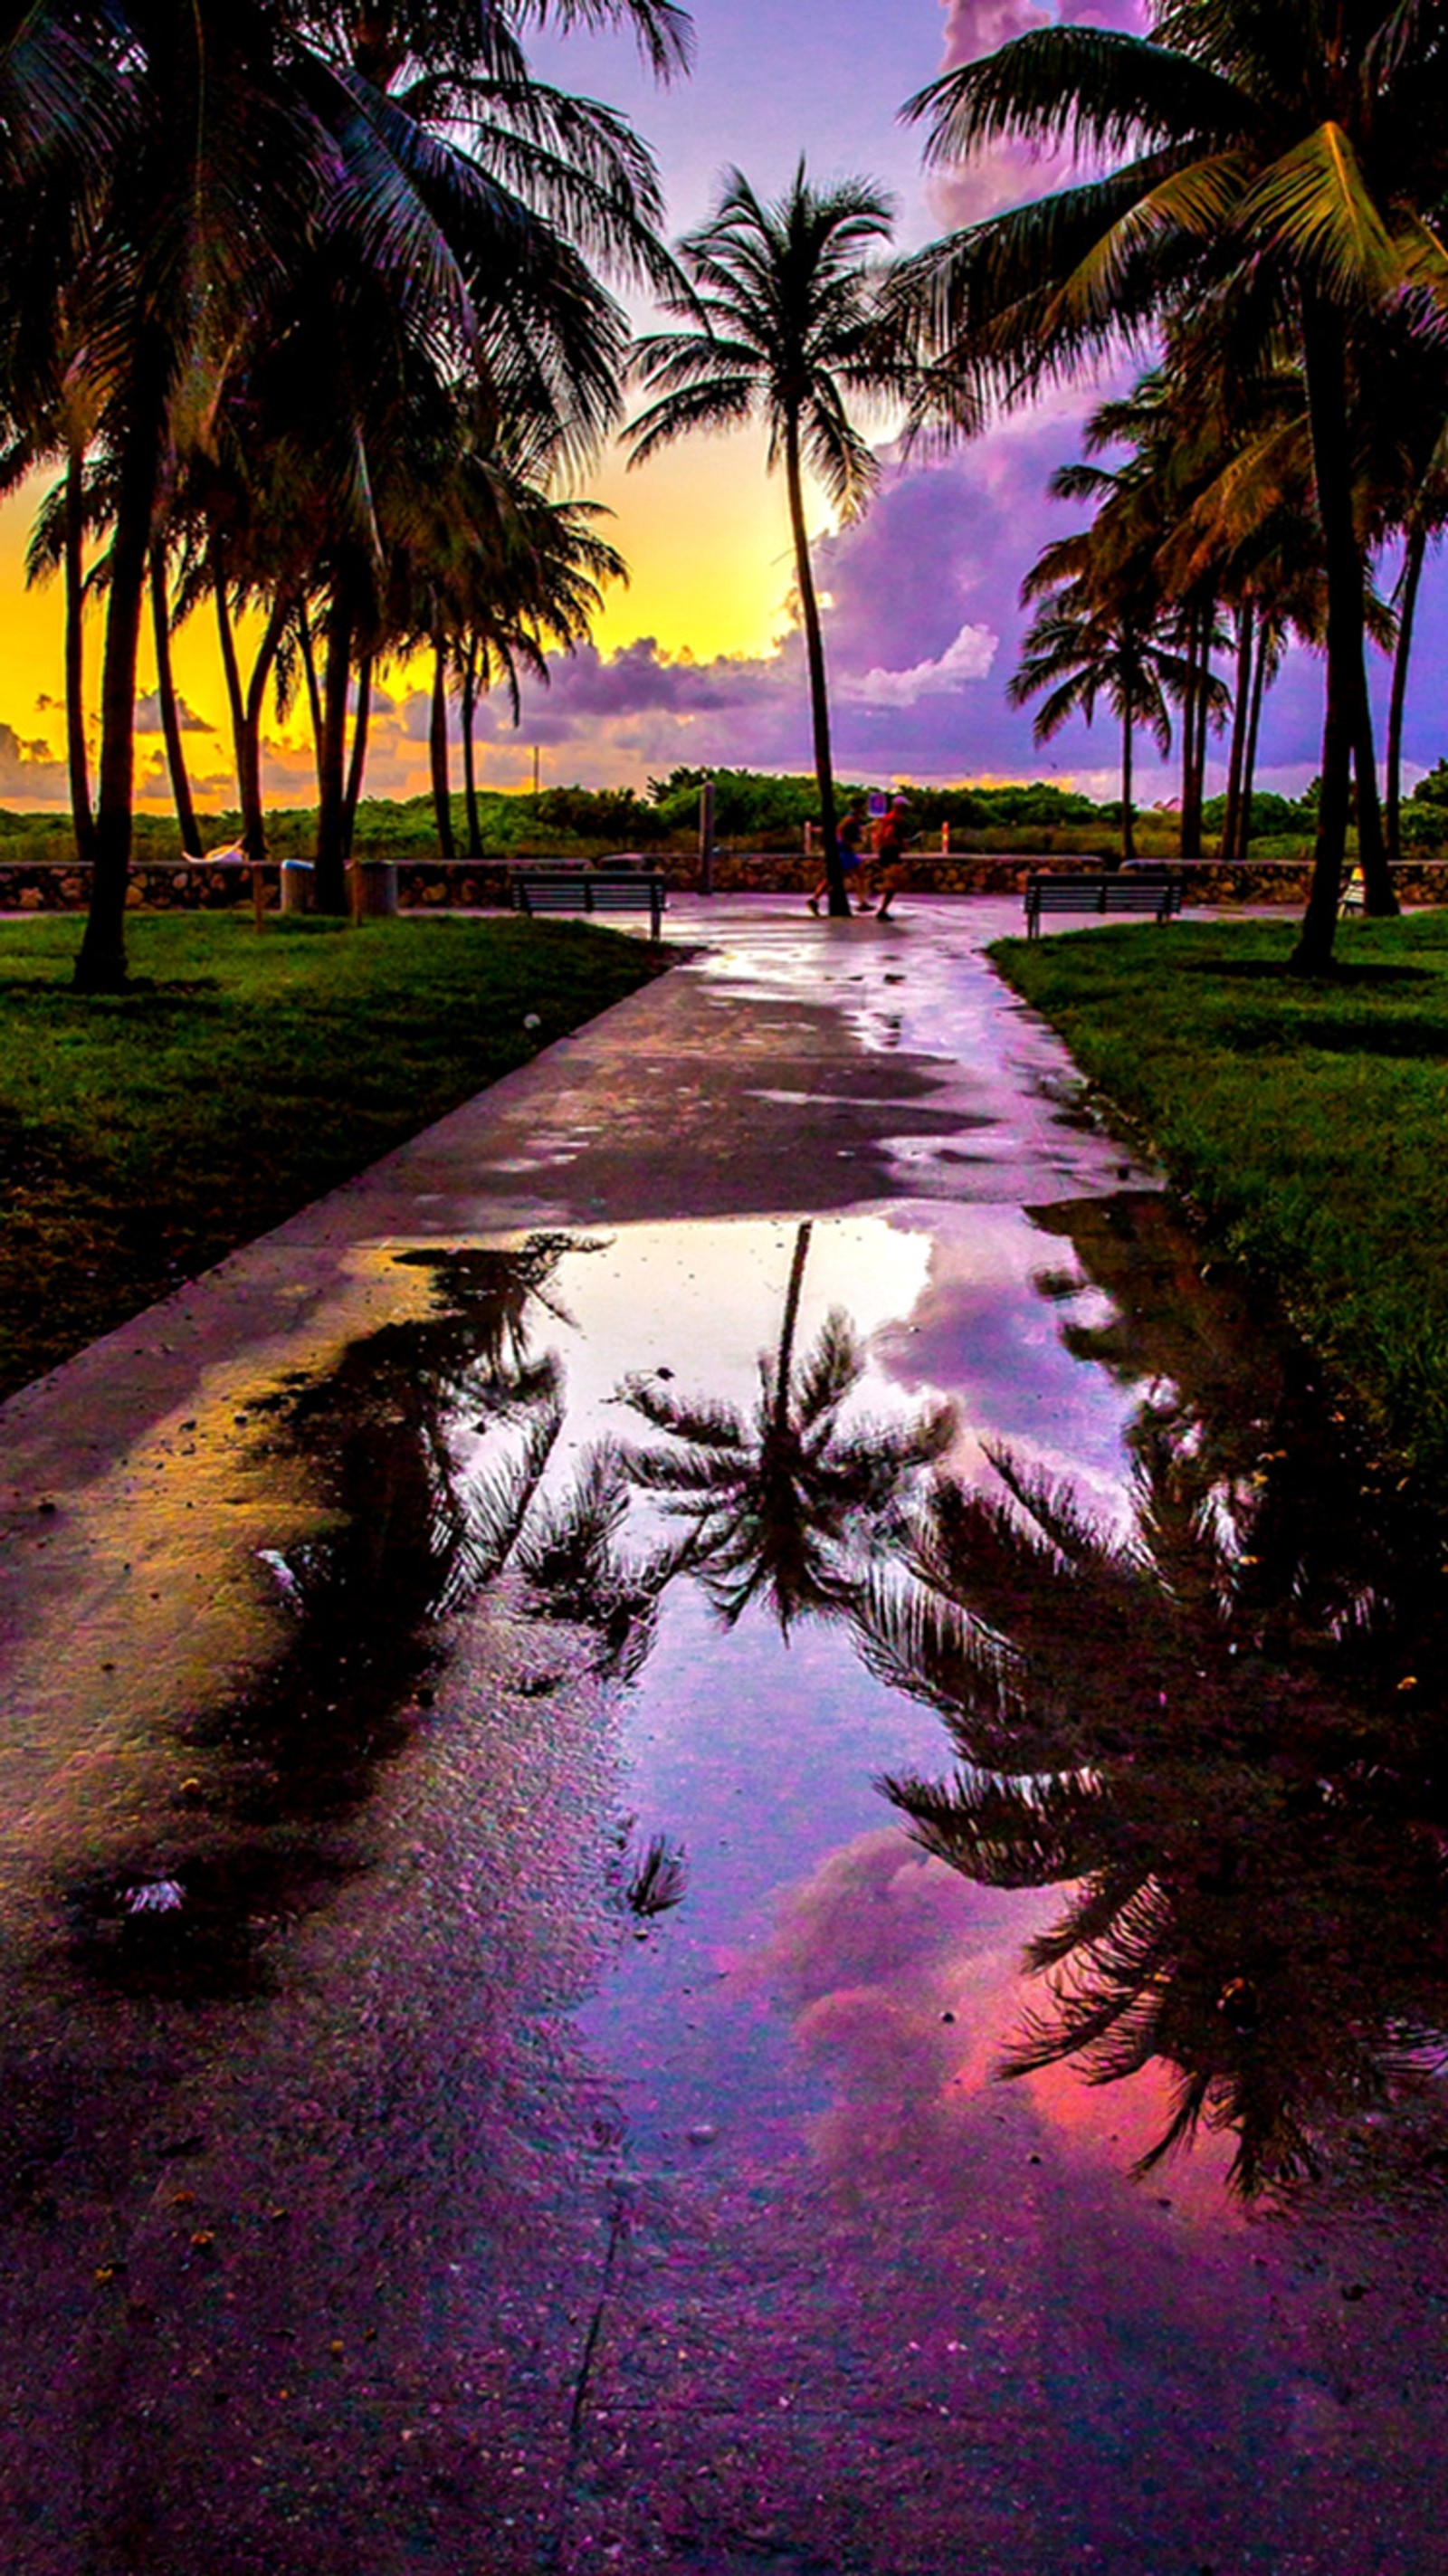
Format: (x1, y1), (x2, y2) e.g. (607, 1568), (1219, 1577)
(1024, 869), (1185, 939)
(511, 865), (668, 940)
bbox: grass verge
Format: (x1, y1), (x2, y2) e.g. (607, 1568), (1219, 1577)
(0, 912), (670, 1400)
(993, 911), (1448, 1477)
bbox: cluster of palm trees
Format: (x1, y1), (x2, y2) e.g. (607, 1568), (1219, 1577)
(14, 0), (1448, 982)
(2, 0), (690, 987)
(889, 0), (1448, 965)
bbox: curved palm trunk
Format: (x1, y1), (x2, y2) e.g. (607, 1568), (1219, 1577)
(1295, 301), (1384, 967)
(784, 416), (846, 916)
(149, 547), (202, 855)
(64, 434), (94, 863)
(772, 1222), (813, 1438)
(344, 653), (373, 851)
(1386, 521), (1426, 868)
(73, 346), (167, 993)
(430, 638), (456, 863)
(314, 592), (354, 914)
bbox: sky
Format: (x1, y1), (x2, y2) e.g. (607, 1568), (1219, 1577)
(0, 0), (1443, 815)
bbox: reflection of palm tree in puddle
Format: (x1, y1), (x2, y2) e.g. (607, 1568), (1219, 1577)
(862, 1199), (1448, 2197)
(77, 1236), (613, 1994)
(617, 1221), (957, 1634)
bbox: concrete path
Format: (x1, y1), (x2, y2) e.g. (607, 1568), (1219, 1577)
(2, 896), (1444, 2576)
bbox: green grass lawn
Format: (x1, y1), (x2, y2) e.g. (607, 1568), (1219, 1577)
(0, 912), (670, 1400)
(994, 911), (1448, 1477)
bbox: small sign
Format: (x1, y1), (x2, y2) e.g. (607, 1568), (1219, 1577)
(867, 791), (888, 818)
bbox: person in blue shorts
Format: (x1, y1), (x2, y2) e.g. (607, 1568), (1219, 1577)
(808, 796), (868, 914)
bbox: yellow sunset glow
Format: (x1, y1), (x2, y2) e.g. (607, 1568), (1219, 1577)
(0, 424), (822, 812)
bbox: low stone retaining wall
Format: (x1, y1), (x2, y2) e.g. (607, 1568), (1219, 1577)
(5, 851), (1448, 912)
(0, 857), (516, 913)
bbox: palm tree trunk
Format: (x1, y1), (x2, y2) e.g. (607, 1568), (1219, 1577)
(772, 1221), (813, 1438)
(1296, 299), (1369, 968)
(784, 415), (846, 916)
(214, 565), (247, 832)
(64, 433), (94, 864)
(1119, 701), (1135, 866)
(1179, 606), (1202, 860)
(297, 599), (325, 800)
(1355, 687), (1394, 913)
(239, 598), (287, 868)
(461, 640), (482, 859)
(1226, 602), (1262, 844)
(73, 347), (167, 993)
(430, 638), (456, 863)
(1220, 601), (1253, 864)
(149, 546), (202, 855)
(1192, 620), (1212, 836)
(343, 653), (373, 853)
(1386, 520), (1426, 868)
(314, 592), (353, 914)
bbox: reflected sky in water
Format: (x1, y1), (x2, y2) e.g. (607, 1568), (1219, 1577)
(453, 1199), (1448, 2232)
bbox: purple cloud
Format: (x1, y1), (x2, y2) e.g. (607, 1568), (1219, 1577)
(136, 690), (214, 735)
(929, 0), (1151, 226)
(0, 720), (68, 802)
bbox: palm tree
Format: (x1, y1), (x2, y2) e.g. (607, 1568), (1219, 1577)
(1384, 415), (1448, 865)
(892, 0), (1448, 965)
(1008, 567), (1191, 864)
(628, 164), (894, 920)
(619, 1222), (956, 1634)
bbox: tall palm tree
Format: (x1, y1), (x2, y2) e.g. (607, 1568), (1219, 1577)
(628, 165), (894, 920)
(892, 0), (1448, 966)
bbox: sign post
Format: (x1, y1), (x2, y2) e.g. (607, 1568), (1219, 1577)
(699, 778), (715, 896)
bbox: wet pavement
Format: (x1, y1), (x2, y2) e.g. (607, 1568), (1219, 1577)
(4, 896), (1448, 2574)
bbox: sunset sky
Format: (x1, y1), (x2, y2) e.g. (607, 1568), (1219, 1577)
(0, 0), (1443, 816)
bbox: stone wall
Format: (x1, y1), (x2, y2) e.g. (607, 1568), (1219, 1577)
(5, 851), (1448, 913)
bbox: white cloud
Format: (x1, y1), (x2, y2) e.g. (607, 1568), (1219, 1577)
(845, 622), (999, 708)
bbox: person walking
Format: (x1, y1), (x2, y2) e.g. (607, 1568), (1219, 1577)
(872, 792), (912, 920)
(808, 795), (868, 914)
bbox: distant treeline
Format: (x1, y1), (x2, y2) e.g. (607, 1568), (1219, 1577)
(8, 759), (1448, 867)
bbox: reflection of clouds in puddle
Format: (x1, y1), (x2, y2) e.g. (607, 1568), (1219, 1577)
(874, 1204), (1141, 1520)
(748, 1827), (1240, 2231)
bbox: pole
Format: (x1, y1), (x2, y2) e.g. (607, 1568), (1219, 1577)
(531, 744), (540, 805)
(699, 778), (715, 896)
